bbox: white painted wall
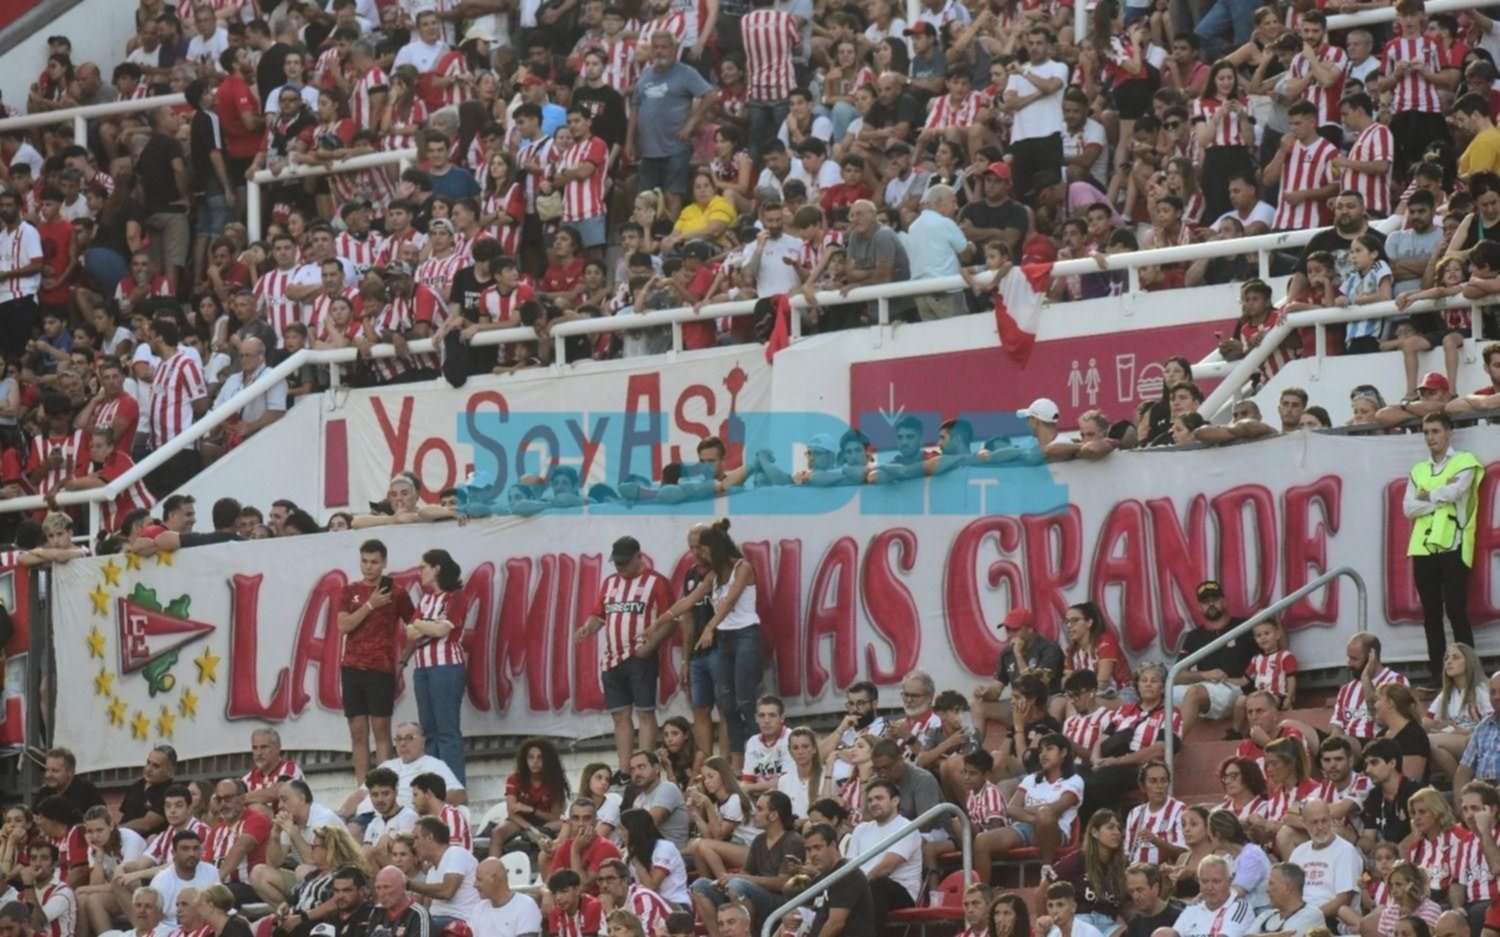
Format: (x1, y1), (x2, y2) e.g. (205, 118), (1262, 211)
(0, 0), (142, 114)
(174, 393), (325, 515)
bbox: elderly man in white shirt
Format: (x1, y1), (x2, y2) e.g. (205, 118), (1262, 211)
(202, 336), (285, 464)
(906, 183), (974, 322)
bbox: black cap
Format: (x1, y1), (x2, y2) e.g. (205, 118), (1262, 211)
(610, 536), (641, 564)
(1196, 580), (1224, 599)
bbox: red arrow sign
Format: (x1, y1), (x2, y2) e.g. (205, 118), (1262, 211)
(116, 598), (216, 674)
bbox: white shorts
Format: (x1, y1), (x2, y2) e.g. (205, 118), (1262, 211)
(1173, 681), (1238, 720)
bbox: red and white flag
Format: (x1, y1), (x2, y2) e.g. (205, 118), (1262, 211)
(992, 263), (1054, 365)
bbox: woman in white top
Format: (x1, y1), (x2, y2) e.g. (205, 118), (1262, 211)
(651, 519), (761, 765)
(578, 762), (624, 840)
(1424, 642), (1493, 782)
(779, 727), (826, 821)
(684, 757), (760, 882)
(619, 808), (689, 907)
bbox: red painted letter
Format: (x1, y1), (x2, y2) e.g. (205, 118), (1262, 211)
(1282, 476), (1342, 628)
(804, 538), (860, 697)
(1146, 496), (1211, 654)
(1090, 501), (1153, 647)
(226, 573), (291, 721)
(945, 517), (1023, 678)
(862, 529), (920, 684)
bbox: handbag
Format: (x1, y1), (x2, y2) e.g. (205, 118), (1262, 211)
(535, 189), (564, 222)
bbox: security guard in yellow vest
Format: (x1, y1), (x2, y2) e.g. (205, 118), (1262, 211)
(1403, 411), (1484, 677)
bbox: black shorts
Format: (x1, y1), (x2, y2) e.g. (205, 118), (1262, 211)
(1346, 335), (1382, 355)
(342, 667), (396, 718)
(602, 655), (659, 713)
(1114, 74), (1158, 121)
(1422, 327), (1470, 348)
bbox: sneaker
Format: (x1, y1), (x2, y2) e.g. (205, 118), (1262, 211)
(611, 769), (631, 788)
(1040, 864), (1056, 882)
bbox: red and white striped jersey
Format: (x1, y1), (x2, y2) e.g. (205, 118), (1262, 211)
(1345, 121), (1394, 217)
(1332, 667), (1408, 740)
(800, 229), (845, 269)
(202, 821), (237, 871)
(1191, 97), (1251, 147)
(516, 135), (558, 214)
(549, 894), (602, 937)
(308, 287), (360, 337)
(924, 91), (986, 130)
(435, 51), (472, 108)
(1062, 707), (1112, 753)
(413, 588), (465, 668)
(1236, 309), (1298, 384)
(114, 274), (175, 316)
(839, 775), (865, 825)
(741, 9), (799, 101)
(416, 250), (466, 299)
(1406, 826), (1474, 891)
(336, 231), (388, 278)
(591, 570), (673, 670)
(350, 65), (390, 128)
(1273, 136), (1338, 231)
(145, 818), (210, 864)
(94, 452), (156, 534)
(1316, 773), (1372, 815)
(37, 877), (77, 937)
(149, 352), (207, 449)
(965, 781), (1007, 828)
(436, 803), (473, 851)
(1289, 43), (1347, 125)
(1453, 827), (1500, 902)
(254, 266), (302, 349)
(1218, 796), (1267, 824)
(1246, 649), (1298, 696)
(626, 884), (673, 936)
(26, 431), (86, 496)
(378, 228), (429, 267)
(482, 184), (526, 256)
(83, 171), (115, 194)
(601, 36), (639, 91)
(382, 98), (429, 153)
(638, 13), (687, 50)
(313, 47), (348, 91)
(1126, 798), (1186, 864)
(479, 282), (535, 325)
(52, 825), (87, 871)
(1382, 36), (1444, 113)
(387, 283), (448, 374)
(1109, 703), (1182, 751)
(1065, 634), (1131, 690)
(243, 759), (305, 791)
(1103, 37), (1147, 87)
(366, 301), (412, 383)
(556, 135), (609, 224)
(1261, 778), (1321, 824)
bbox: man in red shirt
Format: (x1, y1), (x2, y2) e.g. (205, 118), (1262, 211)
(32, 188), (75, 317)
(207, 778), (272, 906)
(214, 46), (265, 186)
(547, 869), (602, 937)
(539, 799), (621, 891)
(1235, 690), (1303, 762)
(338, 538), (417, 785)
(75, 358), (139, 458)
(50, 427), (156, 535)
(819, 157), (874, 217)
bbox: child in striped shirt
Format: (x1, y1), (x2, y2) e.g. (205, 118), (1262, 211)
(1232, 618), (1298, 737)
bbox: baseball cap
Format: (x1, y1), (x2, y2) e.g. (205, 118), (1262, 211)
(610, 536), (641, 564)
(1196, 580), (1224, 599)
(680, 240), (716, 262)
(984, 161), (1012, 180)
(382, 260), (414, 278)
(999, 608), (1030, 631)
(428, 218), (456, 235)
(1418, 371), (1450, 393)
(807, 432), (838, 453)
(310, 926), (337, 937)
(1017, 398), (1060, 423)
(519, 73), (548, 87)
(903, 21), (937, 36)
(462, 24), (496, 44)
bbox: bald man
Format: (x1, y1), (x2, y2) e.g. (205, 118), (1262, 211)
(473, 858), (542, 937)
(1433, 911), (1467, 937)
(366, 866), (430, 937)
(203, 334), (286, 464)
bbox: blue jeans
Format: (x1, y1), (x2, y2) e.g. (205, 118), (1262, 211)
(712, 625), (764, 754)
(414, 663), (466, 784)
(690, 647), (720, 710)
(747, 100), (789, 163)
(1194, 0), (1257, 62)
(830, 101), (859, 143)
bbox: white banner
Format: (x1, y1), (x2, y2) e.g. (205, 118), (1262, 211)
(337, 348), (772, 511)
(53, 429), (1500, 772)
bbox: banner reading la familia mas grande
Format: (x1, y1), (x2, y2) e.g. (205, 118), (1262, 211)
(52, 429), (1500, 772)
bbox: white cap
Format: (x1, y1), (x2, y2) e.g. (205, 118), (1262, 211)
(1017, 398), (1059, 424)
(807, 432), (838, 452)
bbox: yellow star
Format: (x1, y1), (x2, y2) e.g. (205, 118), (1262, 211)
(93, 667), (114, 696)
(85, 625), (107, 659)
(107, 697), (127, 727)
(130, 710), (150, 740)
(156, 705), (176, 738)
(154, 550), (175, 567)
(178, 688), (198, 719)
(89, 585), (110, 617)
(101, 558), (122, 587)
(194, 646), (221, 685)
(125, 553), (142, 571)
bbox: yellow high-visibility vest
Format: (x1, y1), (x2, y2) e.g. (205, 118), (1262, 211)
(1408, 451), (1485, 566)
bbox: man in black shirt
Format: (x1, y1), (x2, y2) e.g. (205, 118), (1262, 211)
(120, 743), (176, 836)
(680, 524), (726, 755)
(1358, 739), (1422, 850)
(138, 107), (191, 289)
(33, 748), (104, 813)
(318, 866), (375, 937)
(801, 824), (875, 937)
(574, 50), (627, 157)
(973, 607), (1064, 737)
(150, 497), (245, 550)
(366, 865), (430, 937)
(1174, 580), (1256, 738)
(249, 21), (292, 111)
(859, 74), (923, 153)
(958, 163), (1029, 254)
(1124, 863), (1182, 937)
(1290, 192), (1385, 301)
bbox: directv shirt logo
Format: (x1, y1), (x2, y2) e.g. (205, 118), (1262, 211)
(606, 601), (648, 614)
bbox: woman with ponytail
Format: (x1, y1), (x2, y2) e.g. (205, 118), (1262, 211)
(406, 548), (467, 783)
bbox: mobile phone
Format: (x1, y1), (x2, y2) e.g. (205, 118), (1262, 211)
(380, 576), (393, 591)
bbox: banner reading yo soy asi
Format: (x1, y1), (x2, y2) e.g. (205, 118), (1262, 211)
(52, 429), (1500, 773)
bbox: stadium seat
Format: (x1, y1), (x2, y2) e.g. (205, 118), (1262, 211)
(886, 870), (978, 936)
(501, 850), (534, 889)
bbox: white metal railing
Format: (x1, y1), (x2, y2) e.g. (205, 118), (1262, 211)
(247, 148), (417, 242)
(0, 93), (185, 146)
(1196, 292), (1500, 419)
(1326, 0), (1500, 30)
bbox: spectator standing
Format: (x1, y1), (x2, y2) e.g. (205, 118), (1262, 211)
(407, 549), (467, 785)
(740, 0), (800, 162)
(553, 108), (610, 254)
(1456, 94), (1500, 180)
(1265, 102), (1338, 231)
(1335, 94), (1392, 219)
(845, 200), (912, 322)
(1378, 0), (1453, 184)
(1403, 412), (1482, 679)
(0, 191), (44, 361)
(907, 185), (974, 321)
(145, 317), (207, 495)
(1385, 192), (1442, 297)
(1285, 12), (1345, 144)
(575, 536), (675, 777)
(339, 539), (416, 785)
(213, 48), (262, 189)
(1003, 28), (1069, 199)
(628, 33), (718, 217)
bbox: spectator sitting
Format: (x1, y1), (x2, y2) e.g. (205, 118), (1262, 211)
(352, 475), (460, 528)
(1446, 341), (1500, 418)
(1190, 400), (1276, 446)
(1374, 372), (1454, 429)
